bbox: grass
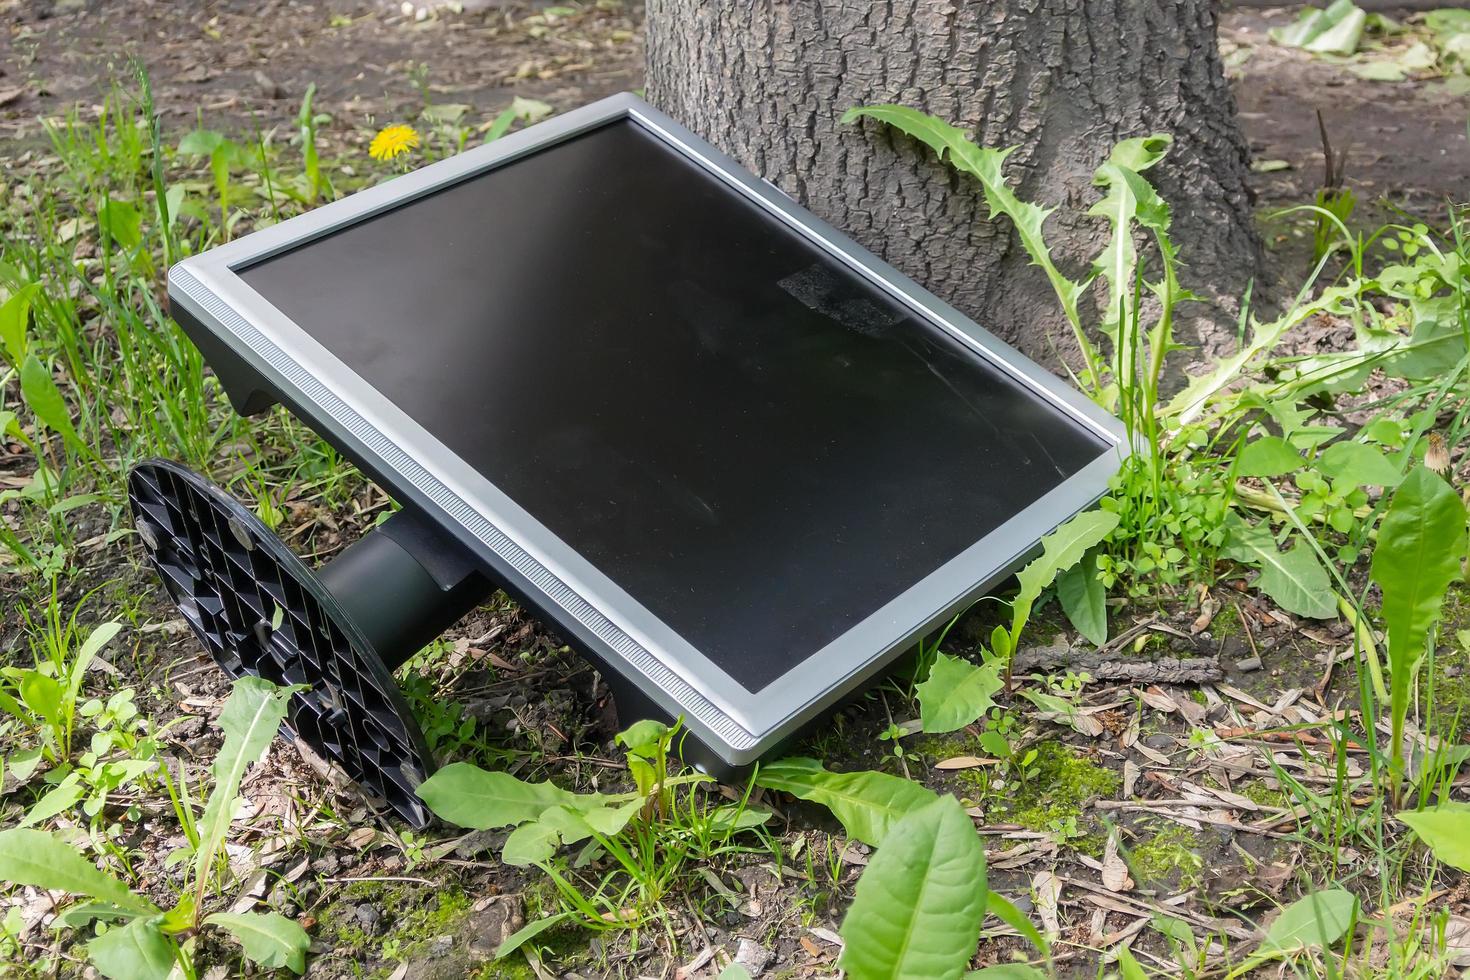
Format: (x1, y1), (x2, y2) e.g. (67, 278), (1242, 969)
(2, 69), (1470, 979)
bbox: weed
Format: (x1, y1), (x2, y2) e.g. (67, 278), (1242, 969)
(0, 677), (309, 979)
(419, 719), (777, 953)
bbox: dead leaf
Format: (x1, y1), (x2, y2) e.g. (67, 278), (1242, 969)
(1121, 714), (1140, 750)
(1191, 595), (1220, 634)
(1444, 915), (1470, 967)
(934, 755), (997, 770)
(345, 827), (378, 849)
(1101, 831), (1132, 892)
(1202, 785), (1259, 811)
(807, 927), (842, 948)
(1122, 760), (1140, 799)
(1139, 686), (1180, 714)
(0, 86), (25, 107)
(1033, 871), (1062, 940)
(1134, 742), (1172, 766)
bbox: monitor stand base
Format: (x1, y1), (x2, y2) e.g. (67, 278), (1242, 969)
(129, 460), (785, 824)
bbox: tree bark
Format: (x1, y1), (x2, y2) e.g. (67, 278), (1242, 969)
(645, 0), (1260, 373)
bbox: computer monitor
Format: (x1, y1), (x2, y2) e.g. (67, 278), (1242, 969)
(144, 93), (1125, 825)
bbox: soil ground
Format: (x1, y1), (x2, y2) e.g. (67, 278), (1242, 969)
(3, 2), (1469, 978)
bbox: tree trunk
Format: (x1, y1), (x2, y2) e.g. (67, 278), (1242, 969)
(644, 0), (1260, 373)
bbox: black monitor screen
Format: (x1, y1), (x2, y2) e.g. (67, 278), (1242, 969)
(239, 119), (1108, 692)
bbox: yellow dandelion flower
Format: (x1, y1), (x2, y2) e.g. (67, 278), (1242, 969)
(369, 124), (420, 162)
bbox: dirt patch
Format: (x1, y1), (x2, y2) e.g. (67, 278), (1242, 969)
(1225, 4), (1470, 304)
(1, 0), (643, 158)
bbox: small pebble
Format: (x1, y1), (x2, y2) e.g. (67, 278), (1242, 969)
(355, 904), (381, 934)
(1235, 655), (1263, 672)
(734, 938), (773, 977)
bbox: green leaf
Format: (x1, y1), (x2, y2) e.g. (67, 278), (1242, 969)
(485, 107), (518, 142)
(19, 669), (62, 726)
(1151, 913), (1197, 948)
(194, 677), (292, 898)
(1221, 516), (1335, 619)
(98, 199), (142, 251)
(1254, 888), (1357, 958)
(754, 758), (937, 847)
(87, 915), (176, 980)
(1426, 9), (1470, 35)
(21, 773), (86, 826)
(717, 965), (755, 980)
(0, 282), (40, 365)
(1010, 510), (1121, 646)
(1371, 466), (1466, 781)
(1106, 134), (1172, 175)
(0, 828), (157, 922)
(1382, 315), (1469, 380)
(20, 354), (83, 451)
(985, 891), (1050, 957)
(69, 621), (121, 708)
(495, 911), (573, 959)
(205, 911), (309, 973)
(1316, 441), (1402, 487)
(502, 820), (560, 866)
(1115, 947), (1148, 980)
(1398, 801), (1470, 871)
(178, 128), (229, 156)
(842, 106), (1091, 375)
(1089, 146), (1171, 343)
(917, 654), (1004, 734)
(417, 762), (579, 830)
(838, 795), (987, 980)
(1237, 436), (1306, 478)
(0, 828), (156, 915)
(614, 719), (668, 755)
(1056, 550), (1108, 646)
(707, 804), (773, 834)
(565, 795), (644, 836)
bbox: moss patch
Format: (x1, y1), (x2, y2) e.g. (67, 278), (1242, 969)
(1208, 601), (1242, 639)
(912, 732), (987, 762)
(319, 881), (476, 977)
(1130, 824), (1205, 888)
(986, 741), (1119, 853)
(1241, 780), (1288, 809)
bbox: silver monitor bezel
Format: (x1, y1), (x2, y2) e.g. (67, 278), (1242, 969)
(168, 92), (1128, 764)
